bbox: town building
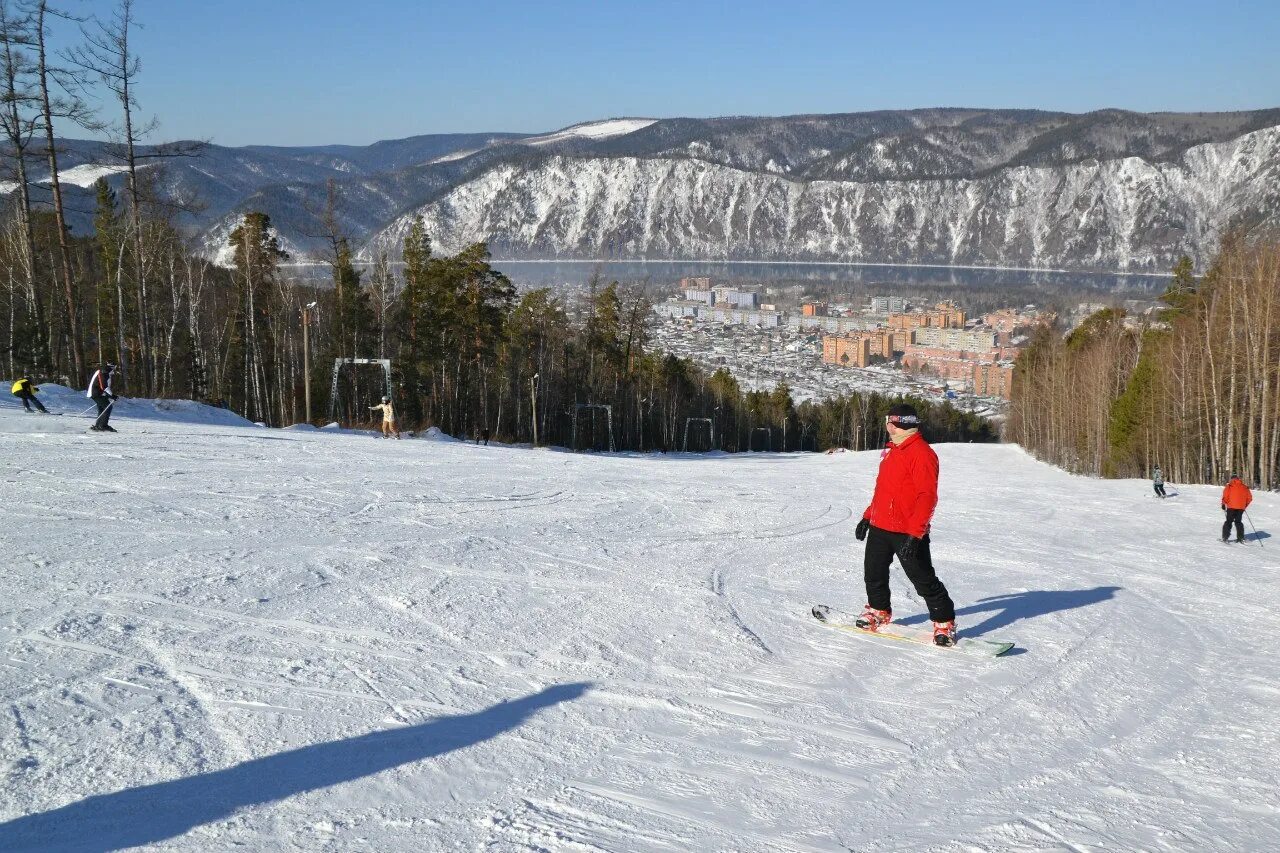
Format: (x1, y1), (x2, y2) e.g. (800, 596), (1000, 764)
(789, 315), (875, 334)
(713, 286), (760, 309)
(655, 298), (779, 327)
(802, 302), (829, 317)
(889, 305), (968, 330)
(973, 362), (1015, 399)
(823, 335), (873, 367)
(821, 330), (896, 367)
(869, 295), (908, 314)
(654, 300), (704, 320)
(708, 306), (780, 327)
(912, 327), (998, 351)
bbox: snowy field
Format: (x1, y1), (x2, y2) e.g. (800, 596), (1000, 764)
(2, 387), (1278, 851)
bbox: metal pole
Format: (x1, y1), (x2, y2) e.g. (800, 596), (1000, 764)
(301, 304), (313, 424)
(530, 374), (539, 447)
(1245, 509), (1263, 548)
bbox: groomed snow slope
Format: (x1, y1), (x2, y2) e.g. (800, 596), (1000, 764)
(1, 396), (1277, 851)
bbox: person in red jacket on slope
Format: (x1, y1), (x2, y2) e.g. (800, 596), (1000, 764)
(853, 403), (958, 646)
(1220, 474), (1253, 543)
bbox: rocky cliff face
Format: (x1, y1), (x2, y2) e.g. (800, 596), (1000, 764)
(366, 123), (1280, 271)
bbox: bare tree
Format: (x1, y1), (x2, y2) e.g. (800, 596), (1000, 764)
(31, 0), (98, 378)
(68, 0), (205, 393)
(0, 0), (45, 363)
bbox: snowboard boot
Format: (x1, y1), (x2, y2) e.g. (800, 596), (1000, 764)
(932, 620), (957, 647)
(854, 605), (892, 632)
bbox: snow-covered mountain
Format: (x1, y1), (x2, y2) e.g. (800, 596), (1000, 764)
(21, 108), (1280, 271)
(367, 120), (1280, 271)
(2, 387), (1278, 849)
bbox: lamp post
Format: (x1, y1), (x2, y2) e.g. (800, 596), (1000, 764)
(302, 301), (317, 423)
(530, 372), (540, 447)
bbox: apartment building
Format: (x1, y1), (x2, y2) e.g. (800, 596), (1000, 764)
(973, 362), (1015, 399)
(821, 330), (897, 367)
(708, 306), (780, 327)
(823, 335), (873, 367)
(790, 315), (874, 334)
(869, 295), (908, 314)
(912, 327), (998, 351)
(713, 286), (760, 309)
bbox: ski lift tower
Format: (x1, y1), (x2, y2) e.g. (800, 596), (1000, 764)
(572, 403), (615, 452)
(683, 417), (715, 452)
(328, 358), (393, 422)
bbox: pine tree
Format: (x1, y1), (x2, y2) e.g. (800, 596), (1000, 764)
(228, 212), (287, 423)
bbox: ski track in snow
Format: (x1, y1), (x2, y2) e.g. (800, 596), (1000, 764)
(1, 391), (1279, 850)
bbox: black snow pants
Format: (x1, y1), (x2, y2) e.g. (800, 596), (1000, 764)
(92, 395), (113, 430)
(1223, 509), (1245, 542)
(1153, 483), (1166, 497)
(15, 390), (46, 413)
(864, 524), (956, 622)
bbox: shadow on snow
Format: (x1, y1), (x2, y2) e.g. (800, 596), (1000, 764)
(898, 586), (1122, 638)
(0, 682), (590, 853)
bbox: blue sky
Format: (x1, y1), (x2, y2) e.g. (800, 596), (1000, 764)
(54, 0), (1280, 147)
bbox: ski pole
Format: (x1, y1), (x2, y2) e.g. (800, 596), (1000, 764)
(1245, 509), (1263, 548)
(80, 399), (115, 418)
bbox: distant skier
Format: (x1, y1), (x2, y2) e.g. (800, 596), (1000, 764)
(1221, 474), (1252, 543)
(853, 403), (958, 646)
(86, 364), (118, 432)
(479, 427), (491, 446)
(10, 377), (48, 413)
(1152, 465), (1167, 498)
(369, 396), (400, 439)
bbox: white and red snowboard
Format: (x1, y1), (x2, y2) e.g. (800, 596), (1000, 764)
(811, 604), (1014, 657)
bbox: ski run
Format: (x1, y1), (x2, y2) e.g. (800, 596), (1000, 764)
(2, 386), (1278, 851)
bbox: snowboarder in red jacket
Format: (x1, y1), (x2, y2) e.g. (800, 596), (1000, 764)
(853, 403), (958, 646)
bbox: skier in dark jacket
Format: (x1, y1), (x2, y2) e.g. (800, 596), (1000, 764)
(853, 403), (957, 646)
(10, 377), (48, 413)
(86, 364), (118, 432)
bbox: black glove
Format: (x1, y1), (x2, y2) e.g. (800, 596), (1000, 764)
(1221, 504), (1226, 512)
(898, 536), (922, 561)
(855, 518), (870, 541)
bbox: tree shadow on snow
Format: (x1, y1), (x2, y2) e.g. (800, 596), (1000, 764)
(0, 682), (590, 853)
(898, 586), (1122, 639)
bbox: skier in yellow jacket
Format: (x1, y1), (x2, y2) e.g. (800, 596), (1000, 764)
(369, 396), (400, 439)
(11, 377), (48, 413)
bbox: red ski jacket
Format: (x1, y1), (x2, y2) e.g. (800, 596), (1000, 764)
(862, 431), (939, 538)
(1222, 479), (1252, 510)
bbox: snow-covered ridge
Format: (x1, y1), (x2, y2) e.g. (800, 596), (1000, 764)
(522, 118), (657, 146)
(48, 163), (133, 188)
(430, 148), (480, 164)
(366, 123), (1280, 271)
